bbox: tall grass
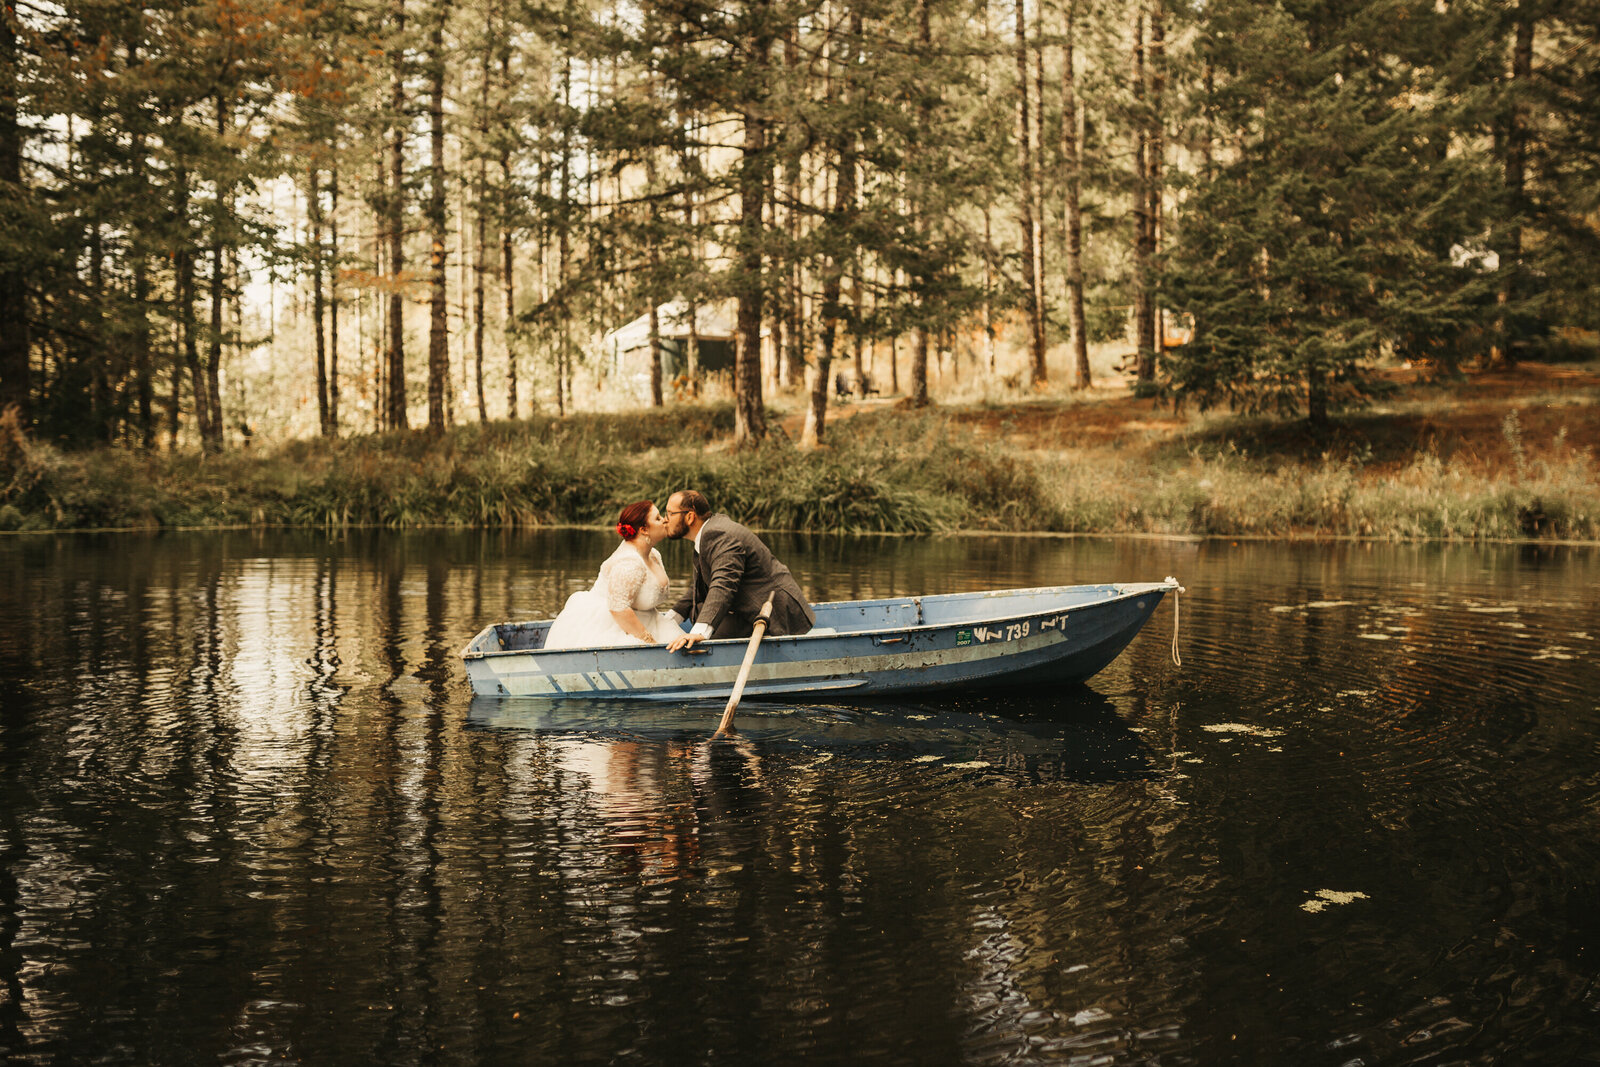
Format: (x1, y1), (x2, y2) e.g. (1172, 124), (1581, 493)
(1031, 434), (1600, 540)
(1, 401), (1595, 540)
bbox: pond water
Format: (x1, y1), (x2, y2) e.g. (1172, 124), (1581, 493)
(1, 530), (1598, 1065)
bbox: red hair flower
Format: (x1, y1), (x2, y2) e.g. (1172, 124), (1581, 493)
(617, 522), (638, 540)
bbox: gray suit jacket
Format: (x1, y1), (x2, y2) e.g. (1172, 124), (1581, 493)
(671, 514), (815, 637)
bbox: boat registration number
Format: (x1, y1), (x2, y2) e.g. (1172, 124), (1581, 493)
(963, 621), (1030, 644)
(959, 613), (1069, 646)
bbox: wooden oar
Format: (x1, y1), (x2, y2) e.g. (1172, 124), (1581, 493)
(713, 593), (775, 738)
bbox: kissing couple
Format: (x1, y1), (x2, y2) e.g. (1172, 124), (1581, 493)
(542, 490), (815, 653)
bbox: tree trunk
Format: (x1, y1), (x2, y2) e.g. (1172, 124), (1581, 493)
(1014, 0), (1047, 385)
(1033, 18), (1049, 368)
(501, 159), (517, 417)
(310, 167), (332, 436)
(783, 27), (807, 391)
(801, 11), (857, 446)
(168, 331), (181, 450)
(733, 17), (772, 447)
(982, 212), (994, 375)
(556, 57), (572, 417)
(183, 271), (208, 447)
(229, 248), (245, 443)
(204, 97), (228, 454)
(499, 23), (518, 420)
(681, 129), (701, 390)
(888, 333), (898, 394)
(1308, 368), (1328, 429)
(851, 276), (866, 400)
(786, 261), (805, 391)
(329, 166), (340, 434)
(1499, 4), (1534, 368)
(1149, 6), (1165, 367)
(474, 186), (487, 421)
(907, 0), (933, 408)
(453, 161), (468, 424)
(175, 166), (209, 448)
(887, 269), (900, 394)
(645, 146), (665, 407)
(766, 166), (783, 393)
(687, 303), (700, 386)
(1060, 0), (1090, 389)
(911, 327), (929, 405)
(801, 103), (847, 446)
(426, 0), (450, 435)
(977, 0), (996, 381)
(648, 303), (664, 407)
(0, 7), (29, 423)
(133, 250), (154, 448)
(89, 222), (112, 442)
(474, 17), (489, 422)
(1132, 5), (1156, 382)
(373, 153), (387, 431)
(502, 200), (516, 418)
(388, 0), (409, 431)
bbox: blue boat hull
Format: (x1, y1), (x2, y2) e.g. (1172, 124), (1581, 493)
(461, 581), (1177, 701)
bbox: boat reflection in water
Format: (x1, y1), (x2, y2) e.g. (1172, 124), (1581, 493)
(468, 687), (1162, 784)
(468, 687), (1164, 885)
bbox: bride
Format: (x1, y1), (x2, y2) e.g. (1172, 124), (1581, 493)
(543, 500), (685, 650)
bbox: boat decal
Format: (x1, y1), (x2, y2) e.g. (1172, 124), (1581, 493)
(956, 629), (973, 646)
(970, 620), (1031, 643)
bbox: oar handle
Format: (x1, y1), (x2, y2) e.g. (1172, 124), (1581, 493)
(714, 593), (776, 737)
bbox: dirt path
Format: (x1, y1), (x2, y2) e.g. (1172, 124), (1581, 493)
(775, 396), (901, 442)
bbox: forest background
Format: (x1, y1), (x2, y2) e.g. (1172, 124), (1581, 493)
(1, 0), (1597, 538)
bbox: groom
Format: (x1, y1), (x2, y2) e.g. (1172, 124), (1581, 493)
(663, 490), (815, 652)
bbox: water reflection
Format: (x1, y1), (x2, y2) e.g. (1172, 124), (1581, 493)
(0, 531), (1597, 1064)
(468, 689), (1158, 785)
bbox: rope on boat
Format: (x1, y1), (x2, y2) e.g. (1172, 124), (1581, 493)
(1164, 576), (1186, 667)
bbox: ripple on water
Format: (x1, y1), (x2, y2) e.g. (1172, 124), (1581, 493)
(6, 534), (1600, 1066)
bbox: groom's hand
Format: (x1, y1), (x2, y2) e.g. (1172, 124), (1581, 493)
(667, 632), (705, 654)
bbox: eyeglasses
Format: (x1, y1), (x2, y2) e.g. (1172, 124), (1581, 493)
(664, 508), (692, 517)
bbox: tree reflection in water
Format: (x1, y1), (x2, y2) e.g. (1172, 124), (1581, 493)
(0, 531), (1597, 1064)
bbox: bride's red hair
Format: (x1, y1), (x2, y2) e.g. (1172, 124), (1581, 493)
(616, 500), (653, 541)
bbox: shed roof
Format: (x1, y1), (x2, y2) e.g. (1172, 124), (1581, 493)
(602, 301), (737, 354)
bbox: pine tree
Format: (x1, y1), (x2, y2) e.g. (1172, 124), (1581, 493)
(1161, 0), (1499, 426)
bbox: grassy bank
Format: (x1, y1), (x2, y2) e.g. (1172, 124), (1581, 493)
(2, 373), (1597, 540)
(0, 405), (980, 534)
(1033, 438), (1598, 540)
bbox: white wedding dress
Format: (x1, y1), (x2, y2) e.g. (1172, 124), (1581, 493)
(543, 543), (684, 650)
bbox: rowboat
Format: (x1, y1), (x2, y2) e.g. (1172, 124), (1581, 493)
(461, 579), (1181, 701)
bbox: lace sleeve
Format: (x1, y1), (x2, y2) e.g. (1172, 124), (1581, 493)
(603, 553), (649, 612)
